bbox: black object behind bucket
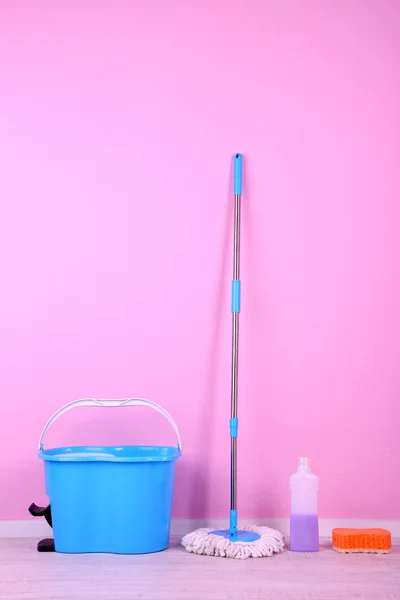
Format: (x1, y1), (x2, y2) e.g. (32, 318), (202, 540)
(28, 503), (55, 552)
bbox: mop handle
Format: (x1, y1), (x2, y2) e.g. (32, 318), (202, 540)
(230, 153), (242, 537)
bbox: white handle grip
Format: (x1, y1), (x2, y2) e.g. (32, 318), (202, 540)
(38, 398), (182, 451)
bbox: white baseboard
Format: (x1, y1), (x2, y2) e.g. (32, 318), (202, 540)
(172, 518), (400, 540)
(0, 519), (53, 538)
(1, 518), (399, 540)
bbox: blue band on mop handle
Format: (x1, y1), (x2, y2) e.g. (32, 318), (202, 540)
(230, 417), (238, 438)
(231, 280), (241, 313)
(230, 510), (238, 537)
(234, 153), (242, 195)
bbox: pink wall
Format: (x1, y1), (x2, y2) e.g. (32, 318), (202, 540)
(1, 0), (399, 521)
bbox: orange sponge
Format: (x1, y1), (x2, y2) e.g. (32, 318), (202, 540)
(332, 528), (391, 554)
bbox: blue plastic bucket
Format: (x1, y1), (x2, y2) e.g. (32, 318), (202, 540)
(38, 398), (181, 554)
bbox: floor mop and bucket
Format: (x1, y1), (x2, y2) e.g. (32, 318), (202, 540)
(32, 155), (284, 558)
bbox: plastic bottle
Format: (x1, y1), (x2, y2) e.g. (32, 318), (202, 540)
(289, 457), (319, 552)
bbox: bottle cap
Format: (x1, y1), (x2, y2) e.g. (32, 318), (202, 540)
(298, 457), (310, 472)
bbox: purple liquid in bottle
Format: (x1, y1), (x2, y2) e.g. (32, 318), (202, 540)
(290, 514), (319, 552)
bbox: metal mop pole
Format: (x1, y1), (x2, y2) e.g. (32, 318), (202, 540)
(229, 153), (242, 538)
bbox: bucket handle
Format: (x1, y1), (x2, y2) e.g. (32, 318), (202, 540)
(38, 398), (182, 451)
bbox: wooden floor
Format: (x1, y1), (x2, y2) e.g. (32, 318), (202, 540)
(0, 539), (399, 600)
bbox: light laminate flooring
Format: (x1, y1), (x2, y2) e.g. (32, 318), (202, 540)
(0, 538), (399, 600)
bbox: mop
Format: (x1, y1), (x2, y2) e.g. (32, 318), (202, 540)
(181, 154), (285, 559)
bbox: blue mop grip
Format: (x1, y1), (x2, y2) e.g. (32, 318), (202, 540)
(230, 417), (238, 437)
(234, 153), (242, 195)
(231, 280), (241, 313)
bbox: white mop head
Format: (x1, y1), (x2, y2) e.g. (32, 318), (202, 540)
(181, 525), (285, 559)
